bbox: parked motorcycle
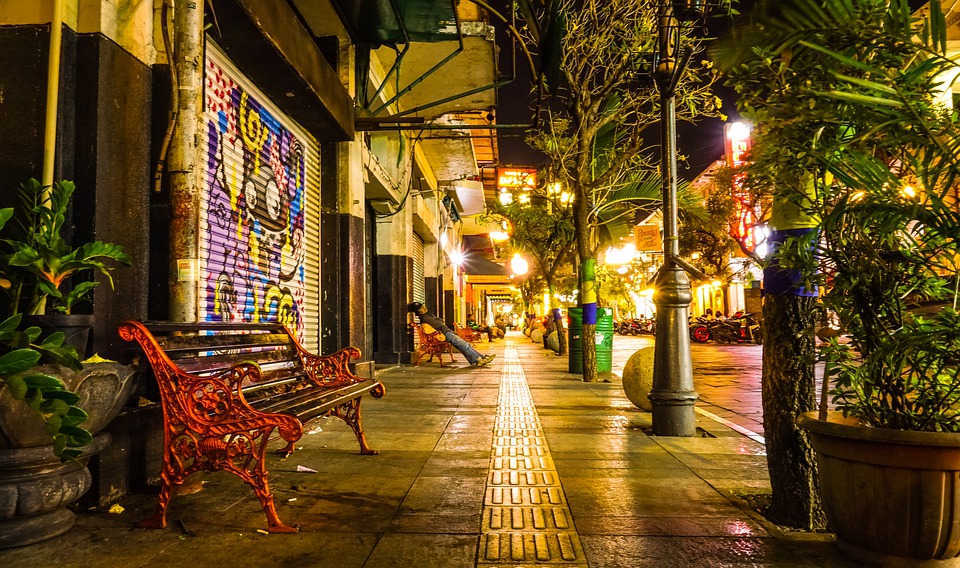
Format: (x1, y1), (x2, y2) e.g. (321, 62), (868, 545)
(711, 318), (743, 344)
(689, 316), (713, 343)
(697, 313), (763, 345)
(616, 319), (638, 335)
(738, 312), (763, 344)
(638, 316), (656, 335)
(617, 317), (656, 336)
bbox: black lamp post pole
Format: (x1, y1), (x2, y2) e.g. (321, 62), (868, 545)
(650, 2), (699, 436)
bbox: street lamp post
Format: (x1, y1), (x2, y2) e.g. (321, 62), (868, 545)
(650, 1), (702, 436)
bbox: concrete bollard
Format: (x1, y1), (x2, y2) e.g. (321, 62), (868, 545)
(621, 346), (655, 411)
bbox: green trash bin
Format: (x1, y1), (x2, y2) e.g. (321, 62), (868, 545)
(568, 307), (614, 374)
(568, 308), (583, 374)
(596, 307), (613, 372)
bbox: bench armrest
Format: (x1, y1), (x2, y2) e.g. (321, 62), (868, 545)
(172, 362), (301, 440)
(298, 346), (363, 389)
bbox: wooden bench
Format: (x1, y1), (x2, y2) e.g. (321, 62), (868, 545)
(454, 323), (483, 345)
(118, 320), (385, 534)
(411, 322), (455, 367)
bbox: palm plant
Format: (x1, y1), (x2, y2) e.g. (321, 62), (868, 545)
(716, 0), (960, 531)
(742, 0), (960, 431)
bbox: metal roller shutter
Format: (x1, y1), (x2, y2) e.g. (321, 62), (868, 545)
(412, 233), (425, 305)
(411, 233), (425, 351)
(200, 41), (322, 349)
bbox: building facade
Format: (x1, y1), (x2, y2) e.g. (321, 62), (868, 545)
(0, 0), (501, 497)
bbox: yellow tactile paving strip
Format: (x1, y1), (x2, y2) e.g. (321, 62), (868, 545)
(478, 346), (588, 567)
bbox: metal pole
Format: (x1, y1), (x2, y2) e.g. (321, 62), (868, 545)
(168, 0), (204, 322)
(42, 0), (64, 186)
(650, 2), (698, 436)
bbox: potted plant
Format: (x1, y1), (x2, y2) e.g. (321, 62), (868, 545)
(726, 0), (960, 564)
(1, 178), (131, 357)
(0, 184), (137, 548)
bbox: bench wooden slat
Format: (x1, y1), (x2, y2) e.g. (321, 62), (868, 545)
(169, 348), (301, 376)
(251, 380), (379, 419)
(155, 332), (293, 352)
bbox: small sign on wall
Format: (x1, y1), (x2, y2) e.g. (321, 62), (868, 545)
(177, 259), (199, 282)
(634, 225), (661, 252)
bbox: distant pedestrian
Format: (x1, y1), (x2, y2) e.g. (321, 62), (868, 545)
(408, 302), (495, 366)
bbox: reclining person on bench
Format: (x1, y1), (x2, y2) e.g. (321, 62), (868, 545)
(408, 302), (495, 367)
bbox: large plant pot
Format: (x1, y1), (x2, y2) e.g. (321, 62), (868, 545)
(798, 411), (960, 566)
(0, 362), (136, 548)
(0, 362), (137, 449)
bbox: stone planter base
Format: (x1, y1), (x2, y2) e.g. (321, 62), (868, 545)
(0, 434), (111, 549)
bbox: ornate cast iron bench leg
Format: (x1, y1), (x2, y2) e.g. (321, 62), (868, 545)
(328, 398), (379, 455)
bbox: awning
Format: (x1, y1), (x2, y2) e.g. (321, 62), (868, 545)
(461, 255), (507, 276)
(333, 0), (458, 44)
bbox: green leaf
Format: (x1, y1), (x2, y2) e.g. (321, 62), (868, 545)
(61, 425), (93, 446)
(0, 349), (42, 375)
(830, 72), (898, 95)
(819, 90), (904, 108)
(0, 207), (12, 229)
(39, 397), (70, 415)
(61, 406), (89, 427)
(22, 373), (66, 390)
(42, 389), (81, 405)
(53, 435), (67, 457)
(22, 326), (42, 342)
(0, 314), (22, 334)
(3, 375), (28, 399)
(45, 414), (62, 436)
(40, 332), (66, 348)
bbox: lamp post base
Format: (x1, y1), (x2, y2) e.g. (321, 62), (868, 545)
(651, 264), (699, 436)
(649, 391), (698, 436)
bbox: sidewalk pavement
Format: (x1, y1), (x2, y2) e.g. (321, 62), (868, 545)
(0, 332), (857, 567)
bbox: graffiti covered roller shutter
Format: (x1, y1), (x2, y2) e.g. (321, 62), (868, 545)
(201, 42), (321, 346)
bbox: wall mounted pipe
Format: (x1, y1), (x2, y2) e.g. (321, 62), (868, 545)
(42, 0), (65, 186)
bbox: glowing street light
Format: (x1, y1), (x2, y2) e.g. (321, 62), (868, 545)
(510, 254), (529, 276)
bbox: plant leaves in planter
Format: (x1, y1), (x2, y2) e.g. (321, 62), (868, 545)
(0, 348), (41, 375)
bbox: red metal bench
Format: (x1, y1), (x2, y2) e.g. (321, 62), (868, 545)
(119, 320), (385, 534)
(411, 322), (455, 366)
(454, 323), (483, 345)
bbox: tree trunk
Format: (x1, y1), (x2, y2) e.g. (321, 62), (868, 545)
(761, 294), (826, 530)
(581, 321), (596, 381)
(556, 312), (568, 355)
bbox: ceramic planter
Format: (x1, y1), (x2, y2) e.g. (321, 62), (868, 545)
(798, 411), (960, 565)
